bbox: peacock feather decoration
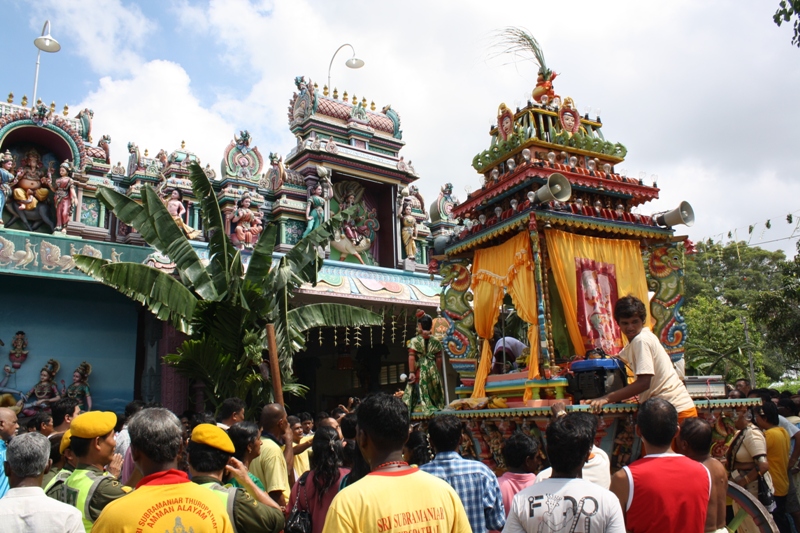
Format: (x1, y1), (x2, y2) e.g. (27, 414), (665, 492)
(493, 27), (558, 103)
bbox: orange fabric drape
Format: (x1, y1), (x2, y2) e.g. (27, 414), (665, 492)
(470, 232), (540, 398)
(545, 229), (650, 357)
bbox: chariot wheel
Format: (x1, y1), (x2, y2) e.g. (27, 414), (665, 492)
(727, 481), (778, 532)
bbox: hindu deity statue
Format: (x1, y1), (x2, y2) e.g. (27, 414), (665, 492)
(44, 160), (78, 233)
(61, 361), (92, 411)
(165, 189), (201, 239)
(18, 358), (61, 416)
(400, 200), (418, 260)
(229, 193), (263, 250)
(301, 183), (326, 238)
(12, 149), (50, 211)
(0, 150), (15, 225)
(8, 331), (28, 369)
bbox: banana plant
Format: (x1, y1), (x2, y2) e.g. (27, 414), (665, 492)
(75, 162), (383, 416)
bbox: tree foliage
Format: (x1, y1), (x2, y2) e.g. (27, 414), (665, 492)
(683, 240), (787, 384)
(775, 0), (800, 47)
(751, 241), (800, 370)
(75, 163), (383, 417)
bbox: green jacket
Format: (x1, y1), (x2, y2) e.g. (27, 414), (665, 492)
(193, 475), (284, 533)
(62, 464), (131, 532)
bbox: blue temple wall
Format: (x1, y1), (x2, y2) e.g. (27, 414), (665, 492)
(0, 274), (138, 414)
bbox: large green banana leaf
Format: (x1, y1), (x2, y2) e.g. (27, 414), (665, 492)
(95, 185), (218, 301)
(187, 162), (238, 298)
(74, 255), (197, 333)
(244, 223), (278, 286)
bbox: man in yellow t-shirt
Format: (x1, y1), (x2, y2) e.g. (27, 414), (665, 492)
(322, 393), (470, 533)
(590, 296), (696, 424)
(93, 408), (233, 533)
(287, 416), (313, 480)
(250, 404), (293, 508)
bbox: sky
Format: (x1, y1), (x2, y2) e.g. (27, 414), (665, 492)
(3, 0), (799, 254)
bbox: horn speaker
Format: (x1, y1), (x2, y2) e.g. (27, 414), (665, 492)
(654, 201), (695, 228)
(533, 173), (572, 204)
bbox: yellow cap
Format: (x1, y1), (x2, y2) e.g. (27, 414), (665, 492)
(70, 411), (117, 439)
(59, 430), (72, 454)
(190, 423), (235, 454)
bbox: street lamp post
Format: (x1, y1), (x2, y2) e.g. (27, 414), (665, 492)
(327, 44), (364, 94)
(32, 20), (61, 107)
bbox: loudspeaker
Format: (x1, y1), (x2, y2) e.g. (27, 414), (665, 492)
(532, 173), (572, 204)
(654, 201), (695, 227)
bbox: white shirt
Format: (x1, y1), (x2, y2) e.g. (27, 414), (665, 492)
(502, 477), (625, 533)
(114, 426), (130, 457)
(0, 485), (83, 533)
(619, 328), (695, 413)
(533, 446), (612, 489)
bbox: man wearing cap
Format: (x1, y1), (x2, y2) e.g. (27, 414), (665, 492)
(61, 411), (131, 532)
(188, 423), (284, 533)
(93, 408), (233, 532)
(45, 429), (78, 498)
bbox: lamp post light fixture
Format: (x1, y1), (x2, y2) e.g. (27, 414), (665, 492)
(327, 43), (364, 94)
(32, 20), (61, 107)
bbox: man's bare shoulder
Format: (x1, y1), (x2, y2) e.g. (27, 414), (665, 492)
(702, 457), (727, 477)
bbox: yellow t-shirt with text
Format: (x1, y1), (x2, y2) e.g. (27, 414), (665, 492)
(93, 479), (233, 533)
(322, 467), (471, 533)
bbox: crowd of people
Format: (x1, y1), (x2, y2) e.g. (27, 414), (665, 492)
(2, 291), (800, 532)
(0, 387), (799, 532)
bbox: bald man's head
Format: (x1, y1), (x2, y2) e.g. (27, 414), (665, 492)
(259, 404), (287, 433)
(0, 407), (19, 441)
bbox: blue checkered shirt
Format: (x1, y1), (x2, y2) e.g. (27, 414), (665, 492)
(420, 451), (505, 532)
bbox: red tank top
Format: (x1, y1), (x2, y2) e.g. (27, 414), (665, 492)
(623, 454), (710, 533)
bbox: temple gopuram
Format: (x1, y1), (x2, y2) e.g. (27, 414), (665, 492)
(0, 82), (450, 415)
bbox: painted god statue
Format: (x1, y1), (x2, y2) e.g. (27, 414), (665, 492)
(301, 183), (327, 238)
(165, 188), (201, 239)
(18, 358), (61, 416)
(229, 193), (263, 250)
(8, 330), (28, 369)
(0, 150), (15, 225)
(12, 149), (50, 211)
(61, 361), (92, 411)
(44, 160), (78, 233)
(400, 200), (418, 260)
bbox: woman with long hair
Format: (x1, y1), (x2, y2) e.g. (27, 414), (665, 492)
(288, 426), (348, 533)
(227, 422), (266, 492)
(403, 429), (432, 466)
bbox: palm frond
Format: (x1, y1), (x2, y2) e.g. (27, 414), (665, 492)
(492, 26), (552, 79)
(74, 256), (197, 333)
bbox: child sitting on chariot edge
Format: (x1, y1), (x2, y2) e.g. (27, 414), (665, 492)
(589, 295), (696, 431)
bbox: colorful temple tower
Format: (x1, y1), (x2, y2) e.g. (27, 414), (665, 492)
(0, 79), (442, 414)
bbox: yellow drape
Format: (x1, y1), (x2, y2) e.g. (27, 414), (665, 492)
(545, 229), (650, 357)
(470, 232), (540, 398)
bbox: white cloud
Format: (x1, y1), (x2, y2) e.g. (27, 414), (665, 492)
(52, 0), (800, 254)
(78, 60), (235, 169)
(30, 0), (153, 75)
